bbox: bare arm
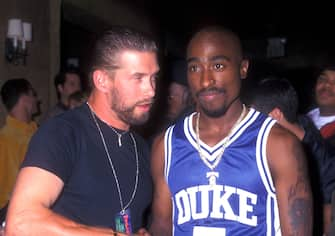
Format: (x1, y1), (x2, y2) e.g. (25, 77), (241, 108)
(5, 167), (128, 236)
(267, 125), (313, 236)
(149, 134), (172, 236)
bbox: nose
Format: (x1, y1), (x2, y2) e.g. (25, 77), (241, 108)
(143, 76), (156, 98)
(200, 68), (214, 88)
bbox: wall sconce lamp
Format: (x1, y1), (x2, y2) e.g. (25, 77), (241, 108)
(5, 18), (32, 65)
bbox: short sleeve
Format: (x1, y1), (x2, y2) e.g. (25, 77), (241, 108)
(21, 117), (77, 183)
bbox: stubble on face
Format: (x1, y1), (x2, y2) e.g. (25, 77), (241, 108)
(187, 30), (244, 118)
(105, 50), (158, 126)
(110, 86), (153, 126)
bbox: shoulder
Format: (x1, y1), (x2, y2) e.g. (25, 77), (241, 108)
(268, 123), (300, 146)
(43, 105), (87, 127)
(267, 123), (303, 162)
(152, 131), (165, 151)
(267, 123), (306, 174)
(35, 105), (90, 143)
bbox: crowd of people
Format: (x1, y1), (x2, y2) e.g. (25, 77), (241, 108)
(1, 24), (335, 235)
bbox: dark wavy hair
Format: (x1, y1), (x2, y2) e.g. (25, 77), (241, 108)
(251, 76), (299, 123)
(1, 78), (33, 111)
(90, 26), (158, 75)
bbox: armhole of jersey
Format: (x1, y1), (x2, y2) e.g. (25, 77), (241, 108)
(164, 125), (174, 183)
(256, 117), (277, 195)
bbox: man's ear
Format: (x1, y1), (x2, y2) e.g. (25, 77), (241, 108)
(269, 107), (284, 121)
(240, 59), (249, 79)
(92, 70), (109, 93)
(57, 84), (64, 94)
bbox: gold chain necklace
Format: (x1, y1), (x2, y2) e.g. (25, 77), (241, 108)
(195, 104), (246, 186)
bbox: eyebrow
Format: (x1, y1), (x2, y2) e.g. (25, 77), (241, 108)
(132, 70), (160, 77)
(187, 55), (231, 63)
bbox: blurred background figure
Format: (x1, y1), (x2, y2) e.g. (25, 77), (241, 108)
(42, 68), (83, 121)
(68, 90), (89, 109)
(145, 59), (194, 145)
(308, 65), (335, 145)
(0, 78), (39, 216)
(166, 59), (194, 125)
(250, 76), (335, 236)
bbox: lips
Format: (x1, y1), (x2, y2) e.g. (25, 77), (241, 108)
(197, 89), (225, 102)
(137, 102), (153, 112)
(317, 90), (333, 99)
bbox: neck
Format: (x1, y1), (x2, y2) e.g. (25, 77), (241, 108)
(196, 102), (247, 146)
(60, 96), (69, 107)
(9, 106), (31, 123)
(87, 93), (130, 131)
(319, 106), (335, 116)
(199, 102), (246, 131)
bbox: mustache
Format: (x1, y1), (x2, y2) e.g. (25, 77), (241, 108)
(135, 98), (155, 106)
(196, 87), (225, 97)
(318, 88), (333, 96)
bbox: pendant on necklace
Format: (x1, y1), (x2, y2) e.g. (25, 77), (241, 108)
(206, 171), (219, 186)
(117, 134), (122, 147)
(115, 209), (132, 234)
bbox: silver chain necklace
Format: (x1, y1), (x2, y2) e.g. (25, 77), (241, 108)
(87, 103), (139, 214)
(195, 104), (246, 185)
(110, 126), (128, 147)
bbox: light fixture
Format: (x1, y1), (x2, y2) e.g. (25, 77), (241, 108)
(5, 18), (32, 65)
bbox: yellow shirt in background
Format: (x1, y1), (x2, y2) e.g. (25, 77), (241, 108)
(0, 115), (37, 208)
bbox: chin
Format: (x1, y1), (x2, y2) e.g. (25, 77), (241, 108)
(201, 107), (227, 118)
(129, 113), (150, 126)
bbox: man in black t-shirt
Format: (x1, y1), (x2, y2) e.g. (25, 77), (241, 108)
(5, 27), (159, 236)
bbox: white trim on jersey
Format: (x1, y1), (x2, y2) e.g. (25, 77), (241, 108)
(164, 126), (177, 235)
(164, 125), (174, 181)
(184, 109), (259, 162)
(255, 116), (281, 236)
(256, 117), (277, 194)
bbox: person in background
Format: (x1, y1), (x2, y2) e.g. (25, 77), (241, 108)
(5, 26), (158, 236)
(166, 59), (194, 125)
(306, 64), (335, 233)
(0, 78), (39, 215)
(250, 76), (335, 236)
(308, 65), (335, 141)
(150, 25), (313, 235)
(146, 59), (194, 147)
(42, 68), (82, 121)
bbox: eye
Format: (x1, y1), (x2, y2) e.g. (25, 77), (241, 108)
(317, 76), (327, 84)
(189, 64), (200, 73)
(213, 63), (225, 71)
(134, 75), (142, 80)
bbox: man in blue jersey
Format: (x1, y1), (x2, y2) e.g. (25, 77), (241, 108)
(150, 25), (313, 235)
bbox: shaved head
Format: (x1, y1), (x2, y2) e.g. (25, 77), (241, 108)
(187, 26), (243, 62)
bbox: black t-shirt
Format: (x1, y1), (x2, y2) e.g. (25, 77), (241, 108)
(22, 104), (153, 231)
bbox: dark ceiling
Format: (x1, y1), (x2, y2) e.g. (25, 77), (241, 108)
(118, 0), (335, 64)
(126, 1), (333, 39)
(61, 1), (334, 113)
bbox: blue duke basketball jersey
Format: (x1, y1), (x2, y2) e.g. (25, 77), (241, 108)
(164, 108), (281, 236)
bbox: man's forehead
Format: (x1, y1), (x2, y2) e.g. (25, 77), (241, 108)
(187, 32), (241, 59)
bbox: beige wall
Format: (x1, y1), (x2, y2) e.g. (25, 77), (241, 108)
(0, 0), (61, 126)
(0, 0), (156, 126)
